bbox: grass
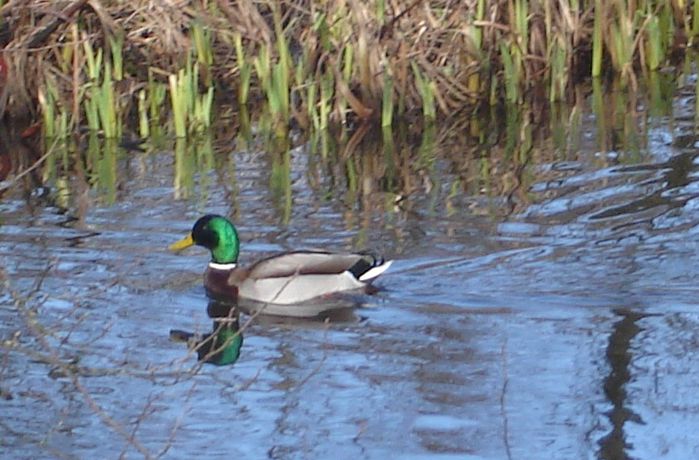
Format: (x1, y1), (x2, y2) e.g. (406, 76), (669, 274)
(169, 57), (215, 138)
(0, 0), (690, 142)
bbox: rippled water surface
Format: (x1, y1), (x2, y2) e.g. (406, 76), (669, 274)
(3, 81), (699, 459)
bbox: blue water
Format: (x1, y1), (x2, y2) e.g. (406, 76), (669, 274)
(3, 87), (699, 459)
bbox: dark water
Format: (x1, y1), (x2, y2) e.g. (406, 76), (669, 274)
(3, 78), (699, 459)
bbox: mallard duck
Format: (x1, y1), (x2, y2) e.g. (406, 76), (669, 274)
(169, 214), (392, 306)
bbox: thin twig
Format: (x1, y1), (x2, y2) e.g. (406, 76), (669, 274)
(500, 337), (512, 460)
(5, 268), (155, 458)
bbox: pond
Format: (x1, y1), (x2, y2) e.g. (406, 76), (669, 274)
(2, 75), (699, 459)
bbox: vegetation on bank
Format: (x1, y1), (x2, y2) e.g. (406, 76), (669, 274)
(0, 0), (695, 140)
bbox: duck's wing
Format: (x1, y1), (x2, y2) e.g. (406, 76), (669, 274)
(246, 251), (372, 279)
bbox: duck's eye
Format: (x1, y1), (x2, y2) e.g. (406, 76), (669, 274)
(196, 226), (219, 248)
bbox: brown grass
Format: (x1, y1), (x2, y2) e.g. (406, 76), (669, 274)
(0, 0), (691, 131)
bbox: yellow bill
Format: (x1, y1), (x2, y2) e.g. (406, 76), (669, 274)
(169, 233), (195, 252)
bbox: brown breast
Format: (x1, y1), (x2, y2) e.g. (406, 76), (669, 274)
(204, 267), (239, 302)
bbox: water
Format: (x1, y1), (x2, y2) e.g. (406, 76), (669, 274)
(2, 82), (699, 459)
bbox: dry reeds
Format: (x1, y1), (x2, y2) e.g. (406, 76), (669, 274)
(0, 0), (692, 138)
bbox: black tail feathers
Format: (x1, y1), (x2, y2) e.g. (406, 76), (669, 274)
(348, 252), (383, 280)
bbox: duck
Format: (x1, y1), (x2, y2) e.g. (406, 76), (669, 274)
(169, 214), (392, 307)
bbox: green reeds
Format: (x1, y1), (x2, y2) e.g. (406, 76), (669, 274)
(467, 0), (486, 95)
(138, 90), (149, 138)
(500, 42), (520, 103)
(643, 3), (672, 72)
(83, 40), (102, 132)
(305, 79), (319, 131)
(192, 19), (213, 68)
(82, 37), (120, 138)
(147, 70), (167, 137)
(501, 0), (528, 103)
(381, 71), (394, 128)
(592, 0), (603, 77)
(169, 56), (214, 138)
(543, 0), (569, 101)
(169, 72), (189, 138)
(254, 50), (290, 135)
(109, 34), (124, 81)
(38, 77), (70, 151)
(646, 13), (663, 72)
(272, 56), (290, 124)
(11, 0), (699, 139)
(411, 62), (436, 122)
(38, 78), (59, 140)
(84, 39), (102, 83)
(319, 72), (334, 131)
(549, 39), (567, 102)
(335, 45), (355, 126)
(234, 33), (251, 107)
(98, 61), (118, 138)
(252, 7), (292, 137)
(192, 18), (214, 87)
(592, 0), (673, 77)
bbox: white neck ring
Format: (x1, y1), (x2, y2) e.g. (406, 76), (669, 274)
(208, 262), (237, 270)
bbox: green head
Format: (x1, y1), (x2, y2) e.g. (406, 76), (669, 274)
(170, 214), (240, 264)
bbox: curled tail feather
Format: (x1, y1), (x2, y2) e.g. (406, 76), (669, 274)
(348, 253), (393, 282)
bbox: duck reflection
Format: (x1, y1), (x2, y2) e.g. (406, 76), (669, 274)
(236, 294), (365, 321)
(170, 301), (243, 366)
